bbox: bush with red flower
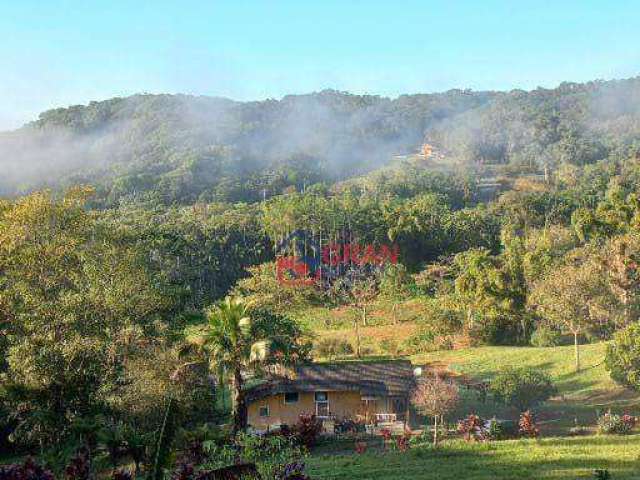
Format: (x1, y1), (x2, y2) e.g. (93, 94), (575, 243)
(457, 414), (485, 442)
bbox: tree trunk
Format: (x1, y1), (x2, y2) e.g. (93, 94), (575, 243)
(392, 302), (398, 325)
(544, 163), (549, 184)
(354, 317), (361, 358)
(573, 331), (581, 372)
(520, 316), (528, 345)
(232, 367), (248, 435)
(622, 289), (630, 327)
(362, 305), (368, 327)
(433, 415), (438, 446)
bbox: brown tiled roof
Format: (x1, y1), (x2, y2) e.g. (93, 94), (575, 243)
(246, 360), (416, 402)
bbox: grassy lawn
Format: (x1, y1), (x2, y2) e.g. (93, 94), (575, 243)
(414, 343), (617, 397)
(411, 343), (640, 435)
(307, 435), (640, 480)
(299, 298), (429, 332)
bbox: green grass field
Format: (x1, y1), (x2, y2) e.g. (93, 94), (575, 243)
(307, 435), (640, 480)
(411, 343), (640, 435)
(414, 343), (617, 397)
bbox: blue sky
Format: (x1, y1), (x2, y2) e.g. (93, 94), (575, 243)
(2, 0), (639, 129)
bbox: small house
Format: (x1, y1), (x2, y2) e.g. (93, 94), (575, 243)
(245, 360), (418, 431)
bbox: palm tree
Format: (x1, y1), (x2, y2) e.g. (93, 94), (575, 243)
(185, 296), (269, 435)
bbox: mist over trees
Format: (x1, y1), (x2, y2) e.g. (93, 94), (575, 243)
(3, 77), (640, 205)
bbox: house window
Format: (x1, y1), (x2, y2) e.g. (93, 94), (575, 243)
(284, 392), (299, 404)
(315, 391), (329, 417)
(315, 392), (328, 402)
(259, 405), (270, 417)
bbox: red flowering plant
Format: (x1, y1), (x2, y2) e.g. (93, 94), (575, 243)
(622, 414), (636, 429)
(395, 434), (411, 452)
(294, 414), (323, 448)
(457, 414), (486, 442)
(379, 427), (392, 450)
(518, 411), (540, 438)
(597, 411), (636, 435)
(354, 441), (367, 454)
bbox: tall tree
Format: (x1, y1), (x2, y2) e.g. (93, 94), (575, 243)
(0, 188), (166, 444)
(379, 264), (413, 325)
(529, 254), (613, 371)
(453, 248), (504, 337)
(602, 235), (640, 328)
(328, 275), (379, 357)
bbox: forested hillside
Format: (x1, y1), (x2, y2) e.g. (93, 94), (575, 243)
(0, 89), (490, 204)
(4, 77), (640, 474)
(3, 77), (640, 205)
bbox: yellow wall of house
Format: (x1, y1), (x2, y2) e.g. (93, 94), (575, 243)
(247, 391), (389, 429)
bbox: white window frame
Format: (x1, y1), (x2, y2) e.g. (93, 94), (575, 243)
(315, 391), (329, 417)
(259, 405), (270, 417)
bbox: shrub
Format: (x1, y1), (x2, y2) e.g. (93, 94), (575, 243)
(354, 441), (367, 454)
(177, 424), (228, 466)
(379, 428), (392, 442)
(593, 469), (611, 480)
(334, 418), (364, 434)
(112, 471), (133, 480)
(402, 331), (437, 354)
(489, 367), (556, 411)
(597, 412), (636, 435)
(0, 458), (55, 480)
(404, 304), (461, 354)
(605, 323), (640, 390)
(530, 325), (562, 347)
(484, 418), (516, 441)
(518, 411), (539, 438)
(314, 338), (353, 360)
(457, 415), (485, 442)
(170, 463), (195, 480)
(403, 331), (454, 354)
(395, 434), (410, 452)
(64, 448), (91, 480)
(195, 434), (304, 479)
(232, 433), (305, 479)
(294, 414), (323, 448)
(408, 430), (432, 447)
(379, 339), (402, 356)
(486, 418), (518, 440)
(276, 462), (310, 480)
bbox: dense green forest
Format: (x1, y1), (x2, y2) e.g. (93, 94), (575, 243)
(3, 77), (640, 204)
(3, 77), (640, 477)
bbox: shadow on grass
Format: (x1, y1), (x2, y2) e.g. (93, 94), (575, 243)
(553, 369), (601, 396)
(538, 435), (638, 448)
(308, 439), (640, 480)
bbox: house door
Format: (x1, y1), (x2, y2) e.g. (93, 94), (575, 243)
(315, 391), (329, 418)
(390, 397), (407, 420)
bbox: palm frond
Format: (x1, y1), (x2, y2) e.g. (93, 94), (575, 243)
(250, 340), (270, 363)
